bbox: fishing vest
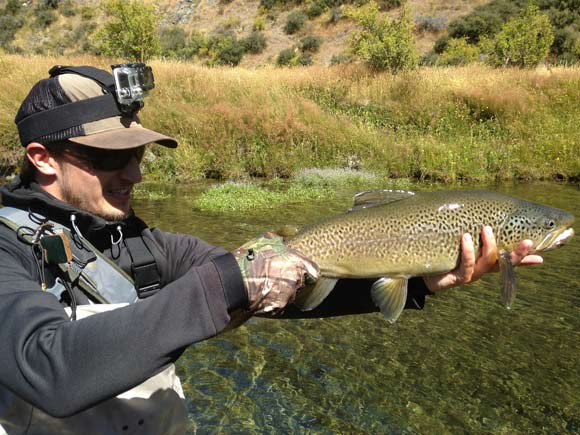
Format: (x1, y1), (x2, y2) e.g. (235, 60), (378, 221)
(0, 206), (162, 304)
(0, 206), (188, 435)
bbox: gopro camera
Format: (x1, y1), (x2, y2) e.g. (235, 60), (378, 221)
(111, 63), (155, 114)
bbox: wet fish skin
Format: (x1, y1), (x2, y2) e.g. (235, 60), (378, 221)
(286, 189), (575, 322)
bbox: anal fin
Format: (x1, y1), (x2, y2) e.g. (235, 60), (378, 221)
(371, 277), (408, 323)
(499, 250), (516, 309)
(294, 278), (338, 311)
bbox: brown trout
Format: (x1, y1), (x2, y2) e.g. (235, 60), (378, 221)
(286, 190), (575, 323)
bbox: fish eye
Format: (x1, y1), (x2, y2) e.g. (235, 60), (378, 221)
(544, 219), (555, 229)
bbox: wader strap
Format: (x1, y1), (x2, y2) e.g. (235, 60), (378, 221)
(124, 236), (161, 299)
(0, 207), (138, 304)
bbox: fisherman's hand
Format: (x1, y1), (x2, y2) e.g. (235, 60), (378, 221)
(233, 232), (319, 315)
(424, 226), (544, 293)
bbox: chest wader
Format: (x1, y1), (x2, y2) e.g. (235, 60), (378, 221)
(0, 207), (188, 435)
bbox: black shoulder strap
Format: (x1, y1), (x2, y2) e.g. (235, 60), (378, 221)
(124, 236), (161, 299)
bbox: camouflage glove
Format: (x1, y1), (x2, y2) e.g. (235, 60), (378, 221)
(233, 232), (319, 315)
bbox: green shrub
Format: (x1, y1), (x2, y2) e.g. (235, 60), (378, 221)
(419, 51), (439, 66)
(438, 37), (480, 66)
(160, 26), (188, 58)
(446, 0), (524, 44)
(95, 0), (160, 62)
(489, 4), (554, 68)
(5, 0), (22, 15)
(61, 0), (76, 17)
(441, 0), (580, 61)
(285, 11), (307, 34)
(81, 6), (95, 20)
(206, 32), (245, 66)
(160, 27), (206, 60)
(301, 34), (322, 52)
(379, 0), (403, 9)
(259, 0), (278, 9)
(221, 16), (240, 31)
(552, 27), (580, 63)
(306, 1), (326, 18)
(259, 0), (309, 10)
(253, 16), (266, 31)
(34, 8), (58, 28)
(347, 1), (418, 72)
(328, 6), (343, 24)
(41, 0), (61, 8)
(276, 47), (313, 67)
(0, 15), (23, 46)
(277, 47), (298, 66)
(415, 15), (446, 33)
(433, 35), (449, 54)
(297, 52), (313, 65)
(242, 31), (267, 54)
(188, 32), (206, 56)
(72, 22), (98, 54)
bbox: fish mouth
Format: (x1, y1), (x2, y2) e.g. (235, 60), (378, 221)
(535, 227), (575, 252)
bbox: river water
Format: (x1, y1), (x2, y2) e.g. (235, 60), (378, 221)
(133, 182), (579, 435)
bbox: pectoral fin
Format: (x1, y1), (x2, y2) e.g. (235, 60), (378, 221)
(499, 250), (516, 309)
(371, 277), (408, 324)
(275, 225), (300, 239)
(294, 278), (338, 311)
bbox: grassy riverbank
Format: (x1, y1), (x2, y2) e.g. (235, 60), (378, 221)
(1, 54), (579, 182)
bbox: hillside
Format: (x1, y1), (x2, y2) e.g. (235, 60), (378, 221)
(0, 0), (490, 66)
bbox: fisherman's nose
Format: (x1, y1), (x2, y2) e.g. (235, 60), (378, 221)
(120, 156), (142, 184)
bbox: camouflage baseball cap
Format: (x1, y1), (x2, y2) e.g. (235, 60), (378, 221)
(15, 66), (177, 150)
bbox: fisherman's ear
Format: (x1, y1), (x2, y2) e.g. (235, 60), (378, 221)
(26, 142), (59, 176)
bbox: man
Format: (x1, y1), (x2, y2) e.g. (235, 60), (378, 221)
(0, 65), (541, 434)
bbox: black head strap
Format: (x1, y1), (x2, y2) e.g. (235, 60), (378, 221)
(17, 66), (125, 146)
(49, 65), (116, 90)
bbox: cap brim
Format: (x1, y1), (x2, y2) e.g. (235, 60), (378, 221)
(68, 126), (177, 149)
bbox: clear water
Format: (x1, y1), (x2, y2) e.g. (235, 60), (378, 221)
(133, 182), (580, 435)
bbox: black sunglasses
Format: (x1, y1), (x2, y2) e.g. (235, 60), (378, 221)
(57, 144), (145, 172)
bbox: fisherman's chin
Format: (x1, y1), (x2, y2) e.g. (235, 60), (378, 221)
(97, 201), (131, 222)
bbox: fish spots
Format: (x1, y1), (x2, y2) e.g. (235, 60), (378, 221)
(288, 190), (574, 278)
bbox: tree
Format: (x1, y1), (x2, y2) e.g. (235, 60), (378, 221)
(489, 4), (554, 68)
(347, 1), (418, 72)
(94, 0), (160, 62)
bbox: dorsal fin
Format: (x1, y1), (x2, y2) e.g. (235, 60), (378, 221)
(349, 189), (415, 212)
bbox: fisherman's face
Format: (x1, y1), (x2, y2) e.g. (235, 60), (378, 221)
(54, 145), (144, 221)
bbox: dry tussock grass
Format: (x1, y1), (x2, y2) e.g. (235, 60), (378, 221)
(2, 55), (579, 180)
